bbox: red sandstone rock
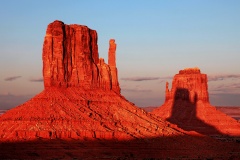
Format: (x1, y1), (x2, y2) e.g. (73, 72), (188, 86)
(165, 67), (209, 103)
(108, 39), (116, 66)
(108, 39), (120, 93)
(0, 87), (186, 141)
(152, 68), (240, 138)
(43, 20), (120, 93)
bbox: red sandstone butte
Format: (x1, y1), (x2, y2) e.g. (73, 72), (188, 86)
(0, 20), (183, 142)
(43, 20), (120, 93)
(152, 68), (240, 138)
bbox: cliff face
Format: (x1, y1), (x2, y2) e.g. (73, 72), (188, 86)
(165, 68), (209, 103)
(43, 20), (120, 93)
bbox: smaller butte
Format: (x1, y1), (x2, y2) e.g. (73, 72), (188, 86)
(152, 68), (240, 139)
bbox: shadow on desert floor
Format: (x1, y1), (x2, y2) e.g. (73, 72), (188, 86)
(0, 135), (240, 159)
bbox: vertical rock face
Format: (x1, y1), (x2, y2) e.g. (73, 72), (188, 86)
(165, 67), (209, 103)
(43, 20), (120, 93)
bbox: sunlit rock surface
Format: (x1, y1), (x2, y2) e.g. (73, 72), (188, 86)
(43, 20), (120, 93)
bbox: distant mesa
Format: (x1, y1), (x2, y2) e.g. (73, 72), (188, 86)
(152, 68), (240, 138)
(165, 67), (209, 103)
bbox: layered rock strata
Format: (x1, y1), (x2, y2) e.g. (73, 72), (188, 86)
(152, 68), (240, 138)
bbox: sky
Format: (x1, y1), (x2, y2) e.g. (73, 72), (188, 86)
(0, 0), (240, 109)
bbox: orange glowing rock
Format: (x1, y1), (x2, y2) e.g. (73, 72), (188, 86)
(152, 68), (240, 138)
(43, 20), (120, 93)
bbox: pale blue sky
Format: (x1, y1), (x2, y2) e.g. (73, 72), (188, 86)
(0, 0), (240, 109)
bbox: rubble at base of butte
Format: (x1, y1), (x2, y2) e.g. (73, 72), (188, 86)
(0, 21), (239, 159)
(152, 67), (240, 139)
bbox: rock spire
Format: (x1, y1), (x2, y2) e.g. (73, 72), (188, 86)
(0, 22), (239, 159)
(108, 39), (116, 67)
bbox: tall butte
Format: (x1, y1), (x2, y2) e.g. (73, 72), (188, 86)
(152, 67), (240, 138)
(0, 20), (184, 141)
